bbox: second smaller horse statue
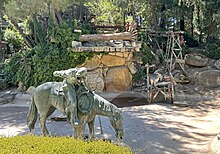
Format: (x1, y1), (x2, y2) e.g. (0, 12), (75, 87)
(27, 67), (124, 141)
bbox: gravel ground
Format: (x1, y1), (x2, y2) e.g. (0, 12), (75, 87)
(0, 95), (220, 154)
(1, 95), (220, 154)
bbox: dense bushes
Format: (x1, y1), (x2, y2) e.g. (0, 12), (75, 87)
(203, 40), (220, 60)
(0, 135), (132, 154)
(184, 33), (199, 47)
(0, 63), (7, 90)
(4, 23), (93, 89)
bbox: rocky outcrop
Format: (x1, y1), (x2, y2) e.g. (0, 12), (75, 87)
(196, 70), (220, 88)
(101, 55), (125, 67)
(80, 51), (137, 92)
(86, 68), (105, 92)
(105, 66), (132, 91)
(185, 53), (208, 67)
(215, 59), (220, 70)
(83, 56), (101, 70)
(0, 92), (16, 105)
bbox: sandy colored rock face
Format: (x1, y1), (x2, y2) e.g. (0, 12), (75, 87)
(104, 66), (132, 91)
(83, 56), (101, 70)
(196, 70), (220, 88)
(101, 55), (126, 67)
(127, 62), (137, 74)
(78, 51), (137, 92)
(87, 69), (104, 92)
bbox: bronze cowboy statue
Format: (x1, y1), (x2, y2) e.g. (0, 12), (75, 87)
(53, 67), (88, 126)
(27, 67), (124, 141)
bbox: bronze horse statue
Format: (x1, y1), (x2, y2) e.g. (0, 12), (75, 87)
(27, 67), (124, 140)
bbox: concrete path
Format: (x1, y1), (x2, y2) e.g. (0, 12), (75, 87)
(0, 93), (220, 154)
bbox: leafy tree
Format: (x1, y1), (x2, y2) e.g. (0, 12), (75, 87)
(85, 0), (123, 25)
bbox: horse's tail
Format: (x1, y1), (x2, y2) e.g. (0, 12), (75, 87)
(27, 93), (38, 131)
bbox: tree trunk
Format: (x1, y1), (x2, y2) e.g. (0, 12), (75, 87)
(130, 0), (136, 22)
(55, 8), (62, 24)
(50, 2), (58, 25)
(160, 3), (166, 30)
(180, 17), (184, 31)
(179, 1), (185, 31)
(191, 6), (194, 37)
(149, 0), (158, 31)
(206, 8), (217, 41)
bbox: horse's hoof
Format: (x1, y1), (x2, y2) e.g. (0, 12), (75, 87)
(84, 134), (89, 140)
(103, 138), (111, 143)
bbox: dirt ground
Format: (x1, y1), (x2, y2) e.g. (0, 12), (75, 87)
(0, 88), (220, 154)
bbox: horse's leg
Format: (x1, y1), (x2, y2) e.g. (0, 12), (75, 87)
(74, 126), (81, 139)
(39, 114), (49, 136)
(73, 123), (85, 140)
(38, 106), (51, 136)
(47, 107), (56, 117)
(81, 123), (86, 140)
(88, 118), (95, 141)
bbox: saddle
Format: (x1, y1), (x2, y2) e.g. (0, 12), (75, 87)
(77, 90), (93, 114)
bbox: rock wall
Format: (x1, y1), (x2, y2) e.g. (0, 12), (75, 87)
(80, 52), (137, 92)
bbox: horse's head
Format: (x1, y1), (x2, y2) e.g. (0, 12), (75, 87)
(110, 111), (124, 141)
(53, 67), (87, 84)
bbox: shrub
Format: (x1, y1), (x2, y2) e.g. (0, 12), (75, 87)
(3, 27), (24, 52)
(184, 33), (199, 47)
(140, 42), (155, 65)
(0, 135), (132, 154)
(203, 39), (220, 60)
(0, 63), (7, 89)
(4, 49), (34, 88)
(4, 23), (93, 89)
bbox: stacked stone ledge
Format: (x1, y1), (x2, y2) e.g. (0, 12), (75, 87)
(71, 40), (141, 92)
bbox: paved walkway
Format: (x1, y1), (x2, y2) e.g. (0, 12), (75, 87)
(0, 92), (220, 154)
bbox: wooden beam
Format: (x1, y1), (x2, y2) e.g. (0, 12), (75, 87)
(79, 32), (133, 42)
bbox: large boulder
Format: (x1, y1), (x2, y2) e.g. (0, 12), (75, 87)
(101, 55), (125, 67)
(0, 92), (15, 105)
(196, 70), (220, 88)
(185, 53), (208, 67)
(82, 56), (101, 70)
(87, 68), (104, 92)
(105, 66), (132, 91)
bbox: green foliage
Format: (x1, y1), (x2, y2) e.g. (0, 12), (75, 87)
(0, 135), (132, 154)
(4, 53), (22, 85)
(0, 63), (7, 89)
(0, 79), (8, 90)
(32, 23), (92, 86)
(3, 27), (24, 51)
(140, 42), (155, 65)
(4, 49), (34, 87)
(181, 46), (190, 56)
(138, 32), (157, 65)
(85, 0), (123, 25)
(133, 68), (145, 82)
(203, 40), (220, 60)
(184, 33), (199, 47)
(4, 0), (71, 20)
(79, 22), (97, 35)
(4, 22), (93, 89)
